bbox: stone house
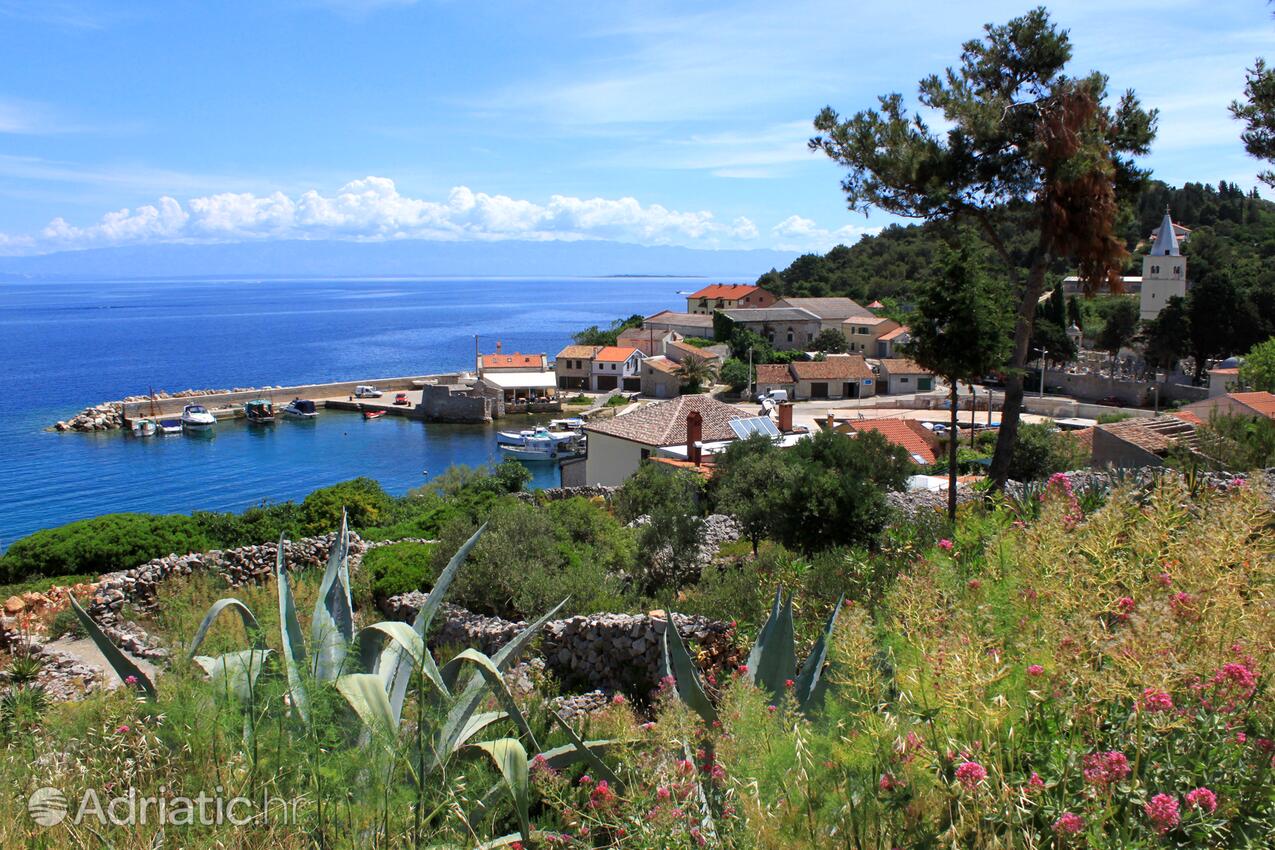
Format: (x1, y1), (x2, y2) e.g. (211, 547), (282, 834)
(773, 296), (875, 332)
(554, 345), (599, 391)
(718, 307), (822, 351)
(640, 355), (684, 399)
(754, 355), (876, 400)
(875, 325), (911, 357)
(1091, 417), (1198, 469)
(686, 283), (776, 315)
(875, 358), (935, 394)
(642, 310), (716, 339)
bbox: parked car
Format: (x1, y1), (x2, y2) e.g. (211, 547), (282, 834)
(393, 392), (410, 406)
(755, 388), (789, 403)
(354, 385), (383, 398)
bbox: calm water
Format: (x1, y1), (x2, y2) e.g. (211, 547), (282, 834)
(0, 276), (720, 546)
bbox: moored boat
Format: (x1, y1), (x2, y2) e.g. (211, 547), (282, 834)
(496, 425), (579, 447)
(180, 404), (216, 431)
(131, 418), (157, 437)
(158, 419), (183, 434)
(363, 409), (386, 420)
(244, 399), (276, 424)
(499, 432), (585, 461)
(283, 398), (319, 419)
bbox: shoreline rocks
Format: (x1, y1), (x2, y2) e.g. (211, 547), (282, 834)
(51, 385), (285, 432)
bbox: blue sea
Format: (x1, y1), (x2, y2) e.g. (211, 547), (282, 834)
(0, 276), (723, 547)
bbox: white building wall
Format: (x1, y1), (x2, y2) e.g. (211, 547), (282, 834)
(582, 432), (648, 485)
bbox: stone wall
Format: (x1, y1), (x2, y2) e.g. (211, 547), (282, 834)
(419, 383), (494, 423)
(380, 596), (738, 696)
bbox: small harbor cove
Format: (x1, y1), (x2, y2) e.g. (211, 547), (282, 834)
(0, 275), (712, 545)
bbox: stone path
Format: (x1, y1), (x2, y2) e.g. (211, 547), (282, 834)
(42, 636), (159, 689)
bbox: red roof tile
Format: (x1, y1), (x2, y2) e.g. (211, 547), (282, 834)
(594, 346), (642, 363)
(850, 418), (937, 465)
(688, 284), (766, 300)
(481, 352), (543, 369)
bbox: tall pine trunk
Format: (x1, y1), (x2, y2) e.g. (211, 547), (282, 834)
(948, 378), (959, 522)
(989, 256), (1048, 489)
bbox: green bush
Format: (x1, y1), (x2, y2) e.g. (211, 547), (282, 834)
(431, 498), (634, 620)
(191, 502), (302, 549)
(360, 542), (436, 601)
(48, 608), (86, 640)
(0, 513), (211, 583)
(299, 477), (393, 535)
(1007, 422), (1091, 481)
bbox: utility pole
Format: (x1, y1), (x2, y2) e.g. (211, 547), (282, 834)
(1039, 348), (1048, 398)
(987, 387), (993, 426)
(747, 347), (754, 401)
(969, 382), (976, 448)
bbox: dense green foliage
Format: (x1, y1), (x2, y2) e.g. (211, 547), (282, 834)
(571, 314), (644, 347)
(359, 541), (436, 601)
(1232, 57), (1275, 187)
(0, 513), (212, 583)
(1007, 422), (1092, 482)
(1239, 336), (1275, 392)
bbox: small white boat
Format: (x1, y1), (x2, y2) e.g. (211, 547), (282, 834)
(496, 425), (579, 447)
(499, 432), (585, 461)
(158, 419), (183, 434)
(131, 418), (157, 437)
(283, 398), (320, 419)
(548, 418), (584, 432)
(180, 404), (216, 431)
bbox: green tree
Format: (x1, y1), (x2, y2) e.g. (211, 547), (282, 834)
(1095, 298), (1141, 384)
(613, 464), (705, 593)
(719, 358), (752, 393)
(572, 314), (644, 347)
(772, 429), (912, 552)
(300, 477), (393, 535)
(1232, 58), (1275, 188)
(811, 328), (849, 353)
(905, 236), (1014, 520)
(809, 8), (1156, 490)
(1007, 422), (1091, 482)
(1140, 295), (1191, 374)
(711, 435), (798, 555)
(675, 353), (717, 394)
(1239, 337), (1275, 392)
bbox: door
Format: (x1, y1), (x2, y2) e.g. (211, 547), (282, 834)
(843, 382), (859, 399)
(918, 377), (933, 392)
(596, 375), (618, 391)
(810, 382), (828, 399)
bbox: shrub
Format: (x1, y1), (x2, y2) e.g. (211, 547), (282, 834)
(0, 513), (211, 582)
(1007, 421), (1090, 481)
(299, 477), (393, 535)
(614, 464), (705, 593)
(360, 541), (436, 601)
(48, 608), (86, 639)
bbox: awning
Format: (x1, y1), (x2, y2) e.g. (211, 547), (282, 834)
(480, 372), (558, 390)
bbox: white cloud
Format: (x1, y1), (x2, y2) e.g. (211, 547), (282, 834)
(6, 177), (768, 255)
(770, 215), (880, 253)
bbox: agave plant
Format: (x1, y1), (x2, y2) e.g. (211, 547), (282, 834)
(661, 587), (844, 721)
(71, 512), (621, 847)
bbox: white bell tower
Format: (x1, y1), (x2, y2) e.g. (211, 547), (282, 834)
(1140, 209), (1186, 321)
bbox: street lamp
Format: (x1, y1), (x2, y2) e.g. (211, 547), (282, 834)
(747, 347), (754, 401)
(1033, 348), (1048, 398)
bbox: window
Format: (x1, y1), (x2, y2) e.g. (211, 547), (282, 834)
(1174, 265), (1182, 274)
(858, 327), (869, 335)
(900, 377), (910, 383)
(1151, 265), (1160, 274)
(786, 328), (794, 343)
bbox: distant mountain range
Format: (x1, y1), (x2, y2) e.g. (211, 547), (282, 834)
(0, 239), (799, 280)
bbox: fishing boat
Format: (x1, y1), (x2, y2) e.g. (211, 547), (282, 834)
(363, 409), (386, 421)
(180, 403), (216, 432)
(131, 418), (157, 437)
(283, 398), (319, 419)
(158, 419), (183, 434)
(244, 399), (276, 424)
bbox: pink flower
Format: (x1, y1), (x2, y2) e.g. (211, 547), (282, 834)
(1115, 596), (1135, 613)
(878, 772), (898, 792)
(115, 724), (131, 734)
(657, 786), (671, 800)
(766, 705), (777, 713)
(1185, 787), (1217, 814)
(124, 675), (138, 685)
(1082, 751), (1130, 787)
(611, 693), (626, 705)
(784, 679), (795, 689)
(1027, 664), (1044, 677)
(937, 538), (954, 551)
(1139, 688), (1174, 713)
(578, 774), (593, 786)
(1026, 772), (1045, 793)
(1052, 812), (1085, 835)
(1156, 572), (1173, 587)
(955, 761), (988, 789)
(967, 579), (981, 590)
(1144, 793), (1180, 835)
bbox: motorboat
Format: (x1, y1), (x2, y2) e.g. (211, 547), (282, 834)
(283, 398), (320, 419)
(496, 425), (579, 447)
(158, 419), (183, 435)
(499, 432), (585, 461)
(180, 404), (216, 432)
(131, 418), (157, 437)
(548, 417), (584, 432)
(244, 399), (276, 425)
(363, 409), (386, 420)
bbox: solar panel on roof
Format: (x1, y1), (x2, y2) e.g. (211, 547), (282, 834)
(730, 416), (781, 440)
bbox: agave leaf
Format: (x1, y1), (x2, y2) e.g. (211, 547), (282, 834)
(433, 598), (567, 766)
(660, 613), (717, 724)
(68, 596), (156, 700)
(683, 740), (718, 842)
(455, 710), (509, 749)
(794, 595), (843, 712)
(186, 598), (263, 660)
(311, 511), (354, 682)
(549, 710), (623, 788)
(360, 621), (448, 698)
(467, 740), (630, 829)
(746, 586), (784, 677)
(385, 524), (486, 724)
(468, 739), (530, 843)
(471, 832), (541, 849)
(752, 590), (796, 700)
(445, 649), (537, 748)
(275, 536), (310, 722)
(193, 649), (272, 703)
(337, 673), (398, 738)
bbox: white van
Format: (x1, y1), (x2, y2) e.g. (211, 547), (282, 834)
(354, 385), (383, 398)
(756, 388), (789, 403)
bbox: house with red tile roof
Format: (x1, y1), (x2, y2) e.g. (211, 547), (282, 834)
(477, 342), (548, 373)
(639, 355), (684, 399)
(554, 344), (600, 391)
(875, 324), (912, 358)
(876, 358), (935, 394)
(1182, 391), (1275, 423)
(1091, 416), (1198, 469)
(754, 355), (876, 400)
(842, 315), (901, 354)
(848, 418), (939, 466)
(686, 283), (776, 314)
(591, 346), (645, 393)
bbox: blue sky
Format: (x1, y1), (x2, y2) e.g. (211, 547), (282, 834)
(0, 0), (1271, 257)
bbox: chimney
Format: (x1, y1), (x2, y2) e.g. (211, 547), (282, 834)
(686, 410), (703, 465)
(826, 411), (835, 430)
(777, 402), (793, 433)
